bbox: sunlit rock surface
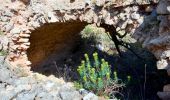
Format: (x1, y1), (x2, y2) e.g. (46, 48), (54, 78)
(0, 0), (162, 99)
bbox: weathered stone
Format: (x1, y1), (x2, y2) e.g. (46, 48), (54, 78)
(1, 17), (9, 22)
(19, 44), (30, 50)
(0, 67), (12, 82)
(16, 92), (36, 100)
(132, 6), (139, 12)
(47, 12), (59, 23)
(95, 0), (105, 6)
(10, 27), (22, 34)
(0, 56), (5, 64)
(20, 33), (30, 38)
(131, 12), (140, 20)
(59, 85), (82, 100)
(157, 59), (169, 69)
(0, 0), (161, 100)
(156, 0), (170, 15)
(4, 22), (14, 32)
(157, 92), (170, 100)
(0, 35), (9, 51)
(164, 84), (170, 92)
(83, 92), (98, 100)
(26, 61), (31, 65)
(160, 50), (170, 59)
(18, 38), (29, 43)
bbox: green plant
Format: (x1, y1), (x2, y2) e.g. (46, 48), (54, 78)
(0, 50), (8, 56)
(76, 52), (124, 97)
(81, 25), (118, 55)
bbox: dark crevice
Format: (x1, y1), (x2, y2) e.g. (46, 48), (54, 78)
(27, 21), (87, 75)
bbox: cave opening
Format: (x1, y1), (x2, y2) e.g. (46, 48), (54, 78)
(27, 21), (170, 99)
(27, 21), (88, 77)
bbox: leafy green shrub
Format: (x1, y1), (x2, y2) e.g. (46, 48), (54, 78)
(81, 25), (118, 55)
(76, 52), (124, 97)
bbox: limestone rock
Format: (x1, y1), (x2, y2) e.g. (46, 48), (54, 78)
(10, 27), (21, 34)
(157, 0), (170, 15)
(59, 84), (82, 100)
(0, 0), (158, 100)
(19, 33), (30, 38)
(83, 92), (98, 100)
(157, 59), (169, 69)
(131, 13), (140, 20)
(47, 12), (59, 23)
(157, 92), (170, 100)
(95, 0), (105, 6)
(164, 84), (170, 92)
(18, 38), (29, 43)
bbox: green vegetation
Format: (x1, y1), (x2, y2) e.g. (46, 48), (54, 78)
(0, 31), (4, 35)
(75, 52), (124, 98)
(0, 50), (8, 56)
(81, 25), (112, 45)
(81, 25), (117, 55)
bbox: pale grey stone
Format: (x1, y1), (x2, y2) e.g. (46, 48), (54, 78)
(157, 59), (169, 69)
(95, 0), (105, 6)
(1, 17), (9, 22)
(47, 12), (58, 23)
(156, 0), (170, 14)
(83, 92), (98, 100)
(16, 91), (37, 100)
(10, 27), (21, 34)
(131, 12), (140, 20)
(4, 10), (13, 17)
(4, 22), (14, 32)
(59, 91), (81, 100)
(59, 85), (82, 100)
(0, 56), (5, 64)
(132, 6), (139, 12)
(43, 81), (55, 91)
(36, 92), (55, 100)
(0, 67), (12, 82)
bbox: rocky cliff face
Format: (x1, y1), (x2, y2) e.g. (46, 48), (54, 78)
(133, 0), (170, 99)
(1, 0), (168, 99)
(0, 0), (156, 68)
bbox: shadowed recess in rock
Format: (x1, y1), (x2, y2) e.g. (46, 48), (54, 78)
(27, 21), (88, 73)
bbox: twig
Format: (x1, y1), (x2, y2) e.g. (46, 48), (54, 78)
(53, 61), (62, 77)
(144, 64), (147, 100)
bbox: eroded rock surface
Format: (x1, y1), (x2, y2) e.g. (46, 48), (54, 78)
(0, 0), (162, 100)
(0, 0), (155, 68)
(0, 56), (83, 100)
(133, 0), (170, 99)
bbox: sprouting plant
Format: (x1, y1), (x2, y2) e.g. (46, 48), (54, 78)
(127, 75), (131, 83)
(76, 52), (124, 98)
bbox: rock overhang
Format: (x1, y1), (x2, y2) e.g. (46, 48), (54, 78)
(0, 0), (157, 70)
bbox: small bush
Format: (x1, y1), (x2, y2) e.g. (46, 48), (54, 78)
(76, 52), (124, 97)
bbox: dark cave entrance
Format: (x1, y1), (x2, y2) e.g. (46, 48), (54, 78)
(27, 21), (170, 99)
(27, 21), (88, 76)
